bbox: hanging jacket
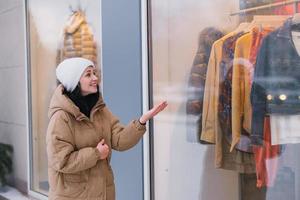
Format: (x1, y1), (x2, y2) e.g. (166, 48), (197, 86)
(46, 85), (146, 200)
(201, 32), (256, 173)
(186, 27), (223, 143)
(251, 18), (300, 145)
(217, 32), (254, 153)
(58, 11), (98, 65)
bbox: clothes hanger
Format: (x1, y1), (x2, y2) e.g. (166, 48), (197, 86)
(292, 13), (300, 24)
(68, 0), (85, 14)
(241, 15), (288, 32)
(291, 13), (300, 31)
(69, 5), (76, 14)
(234, 22), (250, 33)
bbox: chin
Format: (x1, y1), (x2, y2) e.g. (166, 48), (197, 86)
(91, 88), (98, 93)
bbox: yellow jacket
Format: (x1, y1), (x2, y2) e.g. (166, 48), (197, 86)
(231, 32), (252, 151)
(201, 31), (237, 144)
(201, 32), (235, 168)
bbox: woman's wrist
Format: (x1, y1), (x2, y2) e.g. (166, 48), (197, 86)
(138, 118), (147, 125)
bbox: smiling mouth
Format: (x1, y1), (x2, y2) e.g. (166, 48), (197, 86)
(90, 83), (97, 87)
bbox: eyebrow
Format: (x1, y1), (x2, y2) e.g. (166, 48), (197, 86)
(85, 69), (97, 74)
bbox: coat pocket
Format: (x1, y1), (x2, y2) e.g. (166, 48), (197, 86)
(58, 173), (86, 198)
(64, 173), (82, 183)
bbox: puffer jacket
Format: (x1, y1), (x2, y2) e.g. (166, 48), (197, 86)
(58, 11), (98, 65)
(46, 85), (146, 200)
(186, 27), (223, 142)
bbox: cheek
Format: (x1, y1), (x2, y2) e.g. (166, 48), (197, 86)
(80, 79), (89, 89)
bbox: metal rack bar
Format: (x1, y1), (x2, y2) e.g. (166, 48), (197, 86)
(230, 0), (300, 16)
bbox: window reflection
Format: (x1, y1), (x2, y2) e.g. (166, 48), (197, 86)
(150, 0), (300, 199)
(27, 0), (101, 195)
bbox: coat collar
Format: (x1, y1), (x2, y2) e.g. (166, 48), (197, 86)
(277, 17), (293, 40)
(48, 84), (105, 121)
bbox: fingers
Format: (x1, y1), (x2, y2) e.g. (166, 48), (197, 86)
(96, 139), (110, 160)
(151, 101), (168, 116)
(101, 145), (109, 159)
(160, 101), (168, 106)
(157, 101), (168, 110)
(150, 101), (167, 112)
(157, 101), (168, 111)
(99, 139), (105, 145)
(152, 101), (167, 111)
(139, 101), (168, 123)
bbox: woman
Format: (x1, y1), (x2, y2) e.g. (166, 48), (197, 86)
(46, 57), (167, 200)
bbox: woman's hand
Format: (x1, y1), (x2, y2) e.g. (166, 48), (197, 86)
(96, 139), (110, 159)
(139, 101), (168, 124)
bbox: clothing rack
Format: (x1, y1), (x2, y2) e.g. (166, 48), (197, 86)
(230, 0), (300, 16)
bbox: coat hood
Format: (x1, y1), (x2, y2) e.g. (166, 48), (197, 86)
(48, 84), (105, 120)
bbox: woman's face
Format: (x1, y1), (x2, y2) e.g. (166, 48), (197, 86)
(79, 66), (99, 96)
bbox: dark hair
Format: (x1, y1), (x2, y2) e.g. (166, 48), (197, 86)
(63, 84), (99, 118)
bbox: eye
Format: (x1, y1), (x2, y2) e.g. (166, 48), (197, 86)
(85, 73), (91, 77)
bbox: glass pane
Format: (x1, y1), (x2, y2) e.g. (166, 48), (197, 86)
(149, 0), (300, 199)
(26, 0), (101, 195)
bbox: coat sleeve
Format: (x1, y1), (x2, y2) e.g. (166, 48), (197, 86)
(186, 49), (207, 143)
(105, 108), (146, 151)
(201, 43), (218, 143)
(231, 35), (251, 151)
(250, 37), (268, 146)
(46, 111), (101, 174)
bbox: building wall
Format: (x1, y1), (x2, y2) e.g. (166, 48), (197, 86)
(0, 0), (28, 193)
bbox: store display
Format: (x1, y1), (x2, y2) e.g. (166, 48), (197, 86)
(58, 10), (98, 65)
(195, 12), (300, 188)
(150, 0), (300, 198)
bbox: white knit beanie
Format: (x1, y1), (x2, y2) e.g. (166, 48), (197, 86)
(56, 57), (95, 92)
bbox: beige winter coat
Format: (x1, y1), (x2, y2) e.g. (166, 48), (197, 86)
(46, 85), (146, 200)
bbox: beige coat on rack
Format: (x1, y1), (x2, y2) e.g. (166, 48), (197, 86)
(57, 11), (98, 66)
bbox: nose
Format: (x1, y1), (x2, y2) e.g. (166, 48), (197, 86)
(92, 74), (98, 81)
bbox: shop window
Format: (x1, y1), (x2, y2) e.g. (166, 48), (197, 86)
(25, 0), (102, 196)
(148, 0), (300, 199)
